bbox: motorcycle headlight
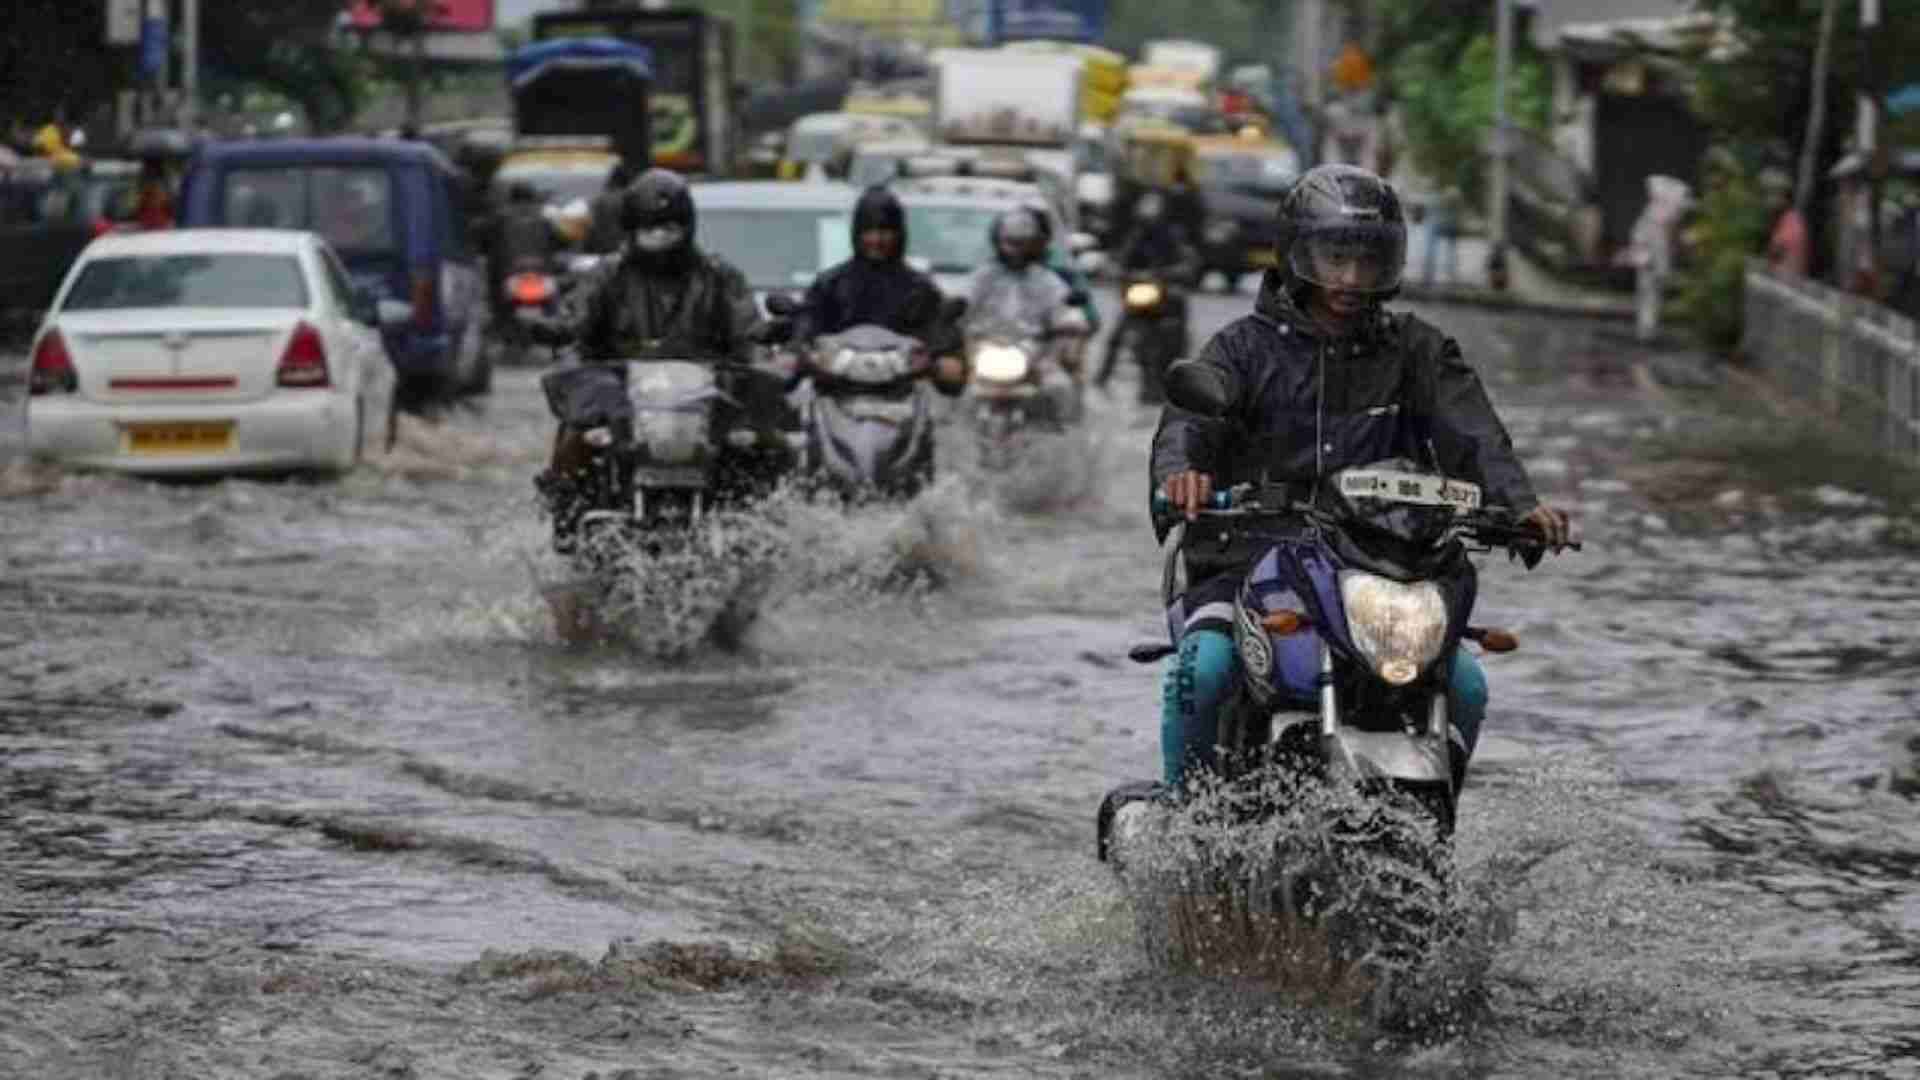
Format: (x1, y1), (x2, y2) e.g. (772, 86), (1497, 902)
(1338, 571), (1449, 686)
(973, 344), (1030, 383)
(1124, 282), (1163, 309)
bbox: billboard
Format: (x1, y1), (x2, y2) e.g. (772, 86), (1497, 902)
(988, 0), (1105, 44)
(343, 0), (495, 33)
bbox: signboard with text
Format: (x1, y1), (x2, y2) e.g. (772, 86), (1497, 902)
(344, 0), (495, 33)
(989, 0), (1105, 44)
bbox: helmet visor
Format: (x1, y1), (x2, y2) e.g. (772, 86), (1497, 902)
(1289, 223), (1405, 294)
(633, 223), (686, 253)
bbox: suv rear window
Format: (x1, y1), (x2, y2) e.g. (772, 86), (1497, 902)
(62, 254), (310, 310)
(221, 166), (396, 255)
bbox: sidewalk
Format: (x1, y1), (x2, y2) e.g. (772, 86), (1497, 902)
(1396, 229), (1636, 321)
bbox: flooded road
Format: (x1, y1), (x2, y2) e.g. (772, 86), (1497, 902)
(3, 292), (1917, 1078)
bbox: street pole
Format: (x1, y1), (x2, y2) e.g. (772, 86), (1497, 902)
(1795, 0), (1837, 216)
(180, 0), (200, 130)
(1487, 0), (1512, 290)
(1862, 0), (1882, 294)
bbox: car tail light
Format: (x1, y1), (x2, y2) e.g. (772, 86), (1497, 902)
(276, 322), (330, 388)
(28, 329), (77, 395)
(90, 217), (115, 239)
(410, 270), (436, 331)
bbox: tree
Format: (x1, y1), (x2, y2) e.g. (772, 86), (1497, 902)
(1391, 31), (1553, 207)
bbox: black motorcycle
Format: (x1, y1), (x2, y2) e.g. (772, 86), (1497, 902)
(538, 353), (796, 557)
(1103, 273), (1188, 405)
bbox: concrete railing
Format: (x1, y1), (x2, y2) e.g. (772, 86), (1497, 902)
(1742, 258), (1920, 461)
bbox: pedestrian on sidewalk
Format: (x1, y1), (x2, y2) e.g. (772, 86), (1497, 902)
(1621, 174), (1691, 344)
(1762, 169), (1808, 278)
(1421, 184), (1462, 286)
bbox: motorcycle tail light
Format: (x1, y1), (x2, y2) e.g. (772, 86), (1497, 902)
(509, 272), (556, 306)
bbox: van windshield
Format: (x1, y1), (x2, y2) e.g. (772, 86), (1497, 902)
(222, 167), (397, 256)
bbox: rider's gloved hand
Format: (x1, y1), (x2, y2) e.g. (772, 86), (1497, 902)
(1524, 503), (1572, 549)
(1162, 470), (1214, 520)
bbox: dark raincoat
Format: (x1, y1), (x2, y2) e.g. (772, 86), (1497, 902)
(1151, 269), (1539, 550)
(791, 186), (946, 347)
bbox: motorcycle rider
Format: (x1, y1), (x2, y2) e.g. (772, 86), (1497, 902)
(1096, 190), (1198, 392)
(964, 206), (1089, 423)
(528, 168), (768, 552)
(490, 181), (556, 323)
(791, 184), (967, 393)
(1152, 163), (1572, 792)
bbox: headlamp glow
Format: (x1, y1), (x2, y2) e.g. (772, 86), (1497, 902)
(973, 344), (1030, 383)
(1339, 571), (1448, 686)
(1124, 282), (1163, 309)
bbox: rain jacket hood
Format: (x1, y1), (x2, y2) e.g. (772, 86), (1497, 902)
(851, 185), (908, 262)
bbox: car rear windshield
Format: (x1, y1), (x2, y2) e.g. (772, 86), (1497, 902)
(221, 166), (396, 256)
(61, 254), (310, 310)
(698, 208), (852, 288)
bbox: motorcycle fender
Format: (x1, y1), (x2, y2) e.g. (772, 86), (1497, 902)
(1320, 728), (1452, 787)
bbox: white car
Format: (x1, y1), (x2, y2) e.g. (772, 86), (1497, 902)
(25, 229), (385, 475)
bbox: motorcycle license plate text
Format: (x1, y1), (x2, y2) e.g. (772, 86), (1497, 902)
(1336, 469), (1482, 510)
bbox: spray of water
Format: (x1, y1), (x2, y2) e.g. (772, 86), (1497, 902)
(1111, 765), (1487, 1034)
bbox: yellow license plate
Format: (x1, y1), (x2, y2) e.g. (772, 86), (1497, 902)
(125, 421), (235, 454)
(1247, 248), (1278, 267)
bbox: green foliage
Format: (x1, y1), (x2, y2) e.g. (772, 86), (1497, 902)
(1671, 163), (1772, 349)
(1393, 33), (1553, 205)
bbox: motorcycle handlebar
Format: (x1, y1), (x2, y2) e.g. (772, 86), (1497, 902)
(1150, 488), (1582, 554)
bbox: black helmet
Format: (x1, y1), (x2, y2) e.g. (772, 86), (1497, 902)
(1273, 164), (1407, 297)
(621, 169), (695, 264)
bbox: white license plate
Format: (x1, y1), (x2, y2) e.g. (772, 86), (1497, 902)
(1336, 469), (1482, 510)
(633, 466), (708, 489)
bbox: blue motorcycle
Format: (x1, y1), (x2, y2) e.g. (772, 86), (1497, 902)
(1101, 456), (1576, 1020)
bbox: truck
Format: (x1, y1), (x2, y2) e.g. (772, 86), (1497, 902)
(930, 49), (1085, 231)
(531, 7), (738, 177)
(1141, 39), (1223, 90)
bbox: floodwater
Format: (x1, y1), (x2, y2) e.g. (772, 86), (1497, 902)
(2, 293), (1917, 1079)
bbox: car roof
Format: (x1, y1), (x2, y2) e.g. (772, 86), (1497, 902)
(691, 181), (860, 210)
(195, 137), (461, 176)
(80, 228), (318, 258)
(892, 177), (1046, 206)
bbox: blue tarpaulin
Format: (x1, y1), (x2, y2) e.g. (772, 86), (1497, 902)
(507, 38), (653, 92)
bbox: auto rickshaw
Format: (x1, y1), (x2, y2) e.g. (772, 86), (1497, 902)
(1187, 129), (1300, 287)
(1109, 124), (1198, 253)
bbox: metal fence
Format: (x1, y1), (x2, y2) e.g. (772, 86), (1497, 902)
(1742, 258), (1920, 461)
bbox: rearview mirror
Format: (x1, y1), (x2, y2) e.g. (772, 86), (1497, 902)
(939, 296), (969, 323)
(764, 292), (800, 317)
(349, 286), (380, 326)
(1163, 360), (1230, 418)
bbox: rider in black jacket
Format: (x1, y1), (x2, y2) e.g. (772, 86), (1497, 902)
(1150, 163), (1572, 790)
(530, 169), (769, 550)
(793, 184), (967, 393)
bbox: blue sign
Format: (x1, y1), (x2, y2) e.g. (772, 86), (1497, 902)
(140, 16), (169, 78)
(987, 0), (1105, 45)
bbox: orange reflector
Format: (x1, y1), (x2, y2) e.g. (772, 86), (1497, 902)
(1474, 628), (1520, 653)
(1261, 610), (1311, 635)
(509, 272), (555, 306)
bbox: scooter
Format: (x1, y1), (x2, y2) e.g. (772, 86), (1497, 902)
(797, 323), (942, 501)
